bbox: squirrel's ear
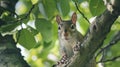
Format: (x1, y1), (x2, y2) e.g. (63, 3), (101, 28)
(71, 12), (77, 24)
(56, 15), (62, 24)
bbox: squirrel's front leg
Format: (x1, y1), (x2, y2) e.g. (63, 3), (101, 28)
(56, 48), (71, 67)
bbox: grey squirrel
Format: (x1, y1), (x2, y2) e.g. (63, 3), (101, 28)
(55, 12), (96, 67)
(56, 12), (83, 59)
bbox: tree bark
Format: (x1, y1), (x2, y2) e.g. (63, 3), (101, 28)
(0, 35), (30, 67)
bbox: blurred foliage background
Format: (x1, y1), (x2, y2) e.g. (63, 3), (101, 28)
(0, 0), (120, 67)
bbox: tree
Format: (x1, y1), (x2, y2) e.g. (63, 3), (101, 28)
(0, 0), (120, 67)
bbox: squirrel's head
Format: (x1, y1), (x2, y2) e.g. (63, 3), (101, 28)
(56, 12), (77, 40)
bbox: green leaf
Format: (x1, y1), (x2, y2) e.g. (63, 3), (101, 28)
(15, 0), (32, 15)
(38, 0), (56, 19)
(57, 0), (70, 16)
(0, 22), (20, 33)
(35, 18), (53, 42)
(17, 29), (36, 50)
(89, 0), (105, 16)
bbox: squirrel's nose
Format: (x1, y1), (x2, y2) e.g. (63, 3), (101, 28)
(64, 29), (68, 36)
(64, 29), (67, 33)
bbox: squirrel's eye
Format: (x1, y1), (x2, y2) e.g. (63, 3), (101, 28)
(71, 24), (74, 29)
(58, 25), (61, 30)
(71, 24), (76, 31)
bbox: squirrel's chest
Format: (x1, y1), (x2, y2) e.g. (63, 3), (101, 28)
(59, 38), (77, 57)
(60, 38), (77, 48)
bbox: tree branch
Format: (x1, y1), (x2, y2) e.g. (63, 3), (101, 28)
(95, 31), (120, 58)
(67, 0), (120, 67)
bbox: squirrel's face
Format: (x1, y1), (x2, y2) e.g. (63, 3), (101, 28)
(58, 21), (76, 40)
(56, 12), (77, 40)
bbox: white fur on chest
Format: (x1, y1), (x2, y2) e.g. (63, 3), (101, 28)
(60, 38), (76, 47)
(59, 38), (77, 57)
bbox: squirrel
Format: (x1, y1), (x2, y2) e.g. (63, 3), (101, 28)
(56, 12), (83, 59)
(55, 12), (96, 67)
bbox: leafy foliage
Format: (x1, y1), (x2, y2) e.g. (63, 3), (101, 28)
(0, 0), (120, 67)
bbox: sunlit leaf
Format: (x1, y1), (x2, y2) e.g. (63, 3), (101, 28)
(15, 0), (32, 15)
(17, 29), (36, 49)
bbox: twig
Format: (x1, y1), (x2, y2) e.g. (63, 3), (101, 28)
(97, 55), (120, 63)
(74, 2), (90, 24)
(99, 50), (106, 63)
(10, 4), (35, 23)
(95, 31), (120, 58)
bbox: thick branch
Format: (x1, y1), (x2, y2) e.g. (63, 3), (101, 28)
(67, 0), (120, 67)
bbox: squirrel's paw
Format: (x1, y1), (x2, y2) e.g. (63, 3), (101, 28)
(54, 55), (70, 67)
(73, 42), (80, 51)
(59, 55), (69, 64)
